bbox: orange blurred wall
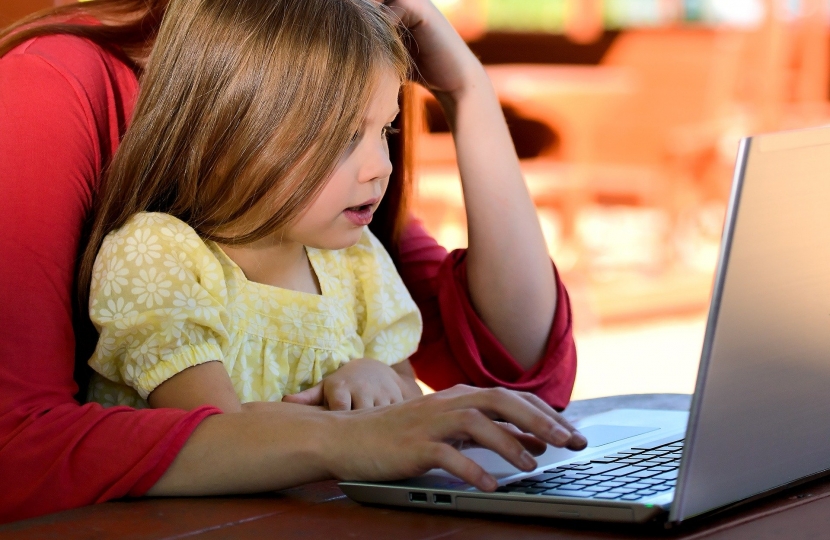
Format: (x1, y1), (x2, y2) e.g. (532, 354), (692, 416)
(0, 0), (54, 28)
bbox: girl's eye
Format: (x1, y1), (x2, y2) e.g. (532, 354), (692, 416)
(382, 125), (400, 140)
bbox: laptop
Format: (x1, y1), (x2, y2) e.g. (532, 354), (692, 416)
(339, 124), (830, 525)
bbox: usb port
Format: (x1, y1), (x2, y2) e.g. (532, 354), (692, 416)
(408, 492), (427, 503)
(433, 494), (452, 505)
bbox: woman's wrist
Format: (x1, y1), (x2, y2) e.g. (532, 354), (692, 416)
(148, 405), (336, 496)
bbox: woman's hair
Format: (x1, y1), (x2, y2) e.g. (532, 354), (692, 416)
(69, 0), (410, 307)
(0, 0), (167, 64)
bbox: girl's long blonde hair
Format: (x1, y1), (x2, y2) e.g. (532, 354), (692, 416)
(72, 0), (410, 306)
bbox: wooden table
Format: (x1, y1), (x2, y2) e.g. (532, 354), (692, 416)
(5, 395), (830, 539)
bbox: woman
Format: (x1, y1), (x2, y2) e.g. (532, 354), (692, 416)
(0, 0), (579, 523)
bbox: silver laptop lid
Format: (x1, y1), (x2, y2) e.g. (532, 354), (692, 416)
(671, 126), (830, 522)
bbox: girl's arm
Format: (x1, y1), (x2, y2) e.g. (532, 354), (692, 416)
(388, 0), (556, 371)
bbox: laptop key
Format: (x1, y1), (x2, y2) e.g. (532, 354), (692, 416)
(629, 469), (663, 479)
(653, 470), (679, 481)
(583, 485), (613, 493)
(602, 453), (634, 460)
(557, 484), (591, 491)
(605, 466), (647, 477)
(581, 463), (632, 475)
(607, 487), (637, 494)
(639, 478), (665, 485)
(535, 482), (565, 489)
(561, 472), (591, 480)
(616, 476), (648, 484)
(636, 490), (657, 496)
(572, 480), (601, 487)
(597, 480), (627, 487)
(594, 493), (623, 500)
(621, 494), (643, 501)
(527, 473), (566, 482)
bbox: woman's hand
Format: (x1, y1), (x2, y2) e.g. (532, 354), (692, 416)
(282, 358), (422, 410)
(383, 0), (484, 99)
(149, 384), (586, 497)
(323, 385), (588, 492)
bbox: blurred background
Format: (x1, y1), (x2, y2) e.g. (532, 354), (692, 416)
(414, 0), (830, 399)
(3, 0), (829, 400)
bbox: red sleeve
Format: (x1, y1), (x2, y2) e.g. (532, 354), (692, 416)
(0, 37), (220, 524)
(398, 218), (577, 410)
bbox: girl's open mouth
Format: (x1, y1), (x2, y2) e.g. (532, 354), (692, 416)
(343, 203), (374, 226)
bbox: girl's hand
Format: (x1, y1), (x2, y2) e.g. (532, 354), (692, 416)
(383, 0), (484, 99)
(324, 384), (588, 491)
(282, 358), (422, 410)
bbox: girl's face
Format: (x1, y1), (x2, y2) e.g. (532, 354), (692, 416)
(284, 67), (401, 250)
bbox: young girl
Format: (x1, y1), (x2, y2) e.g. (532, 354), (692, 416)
(81, 0), (425, 412)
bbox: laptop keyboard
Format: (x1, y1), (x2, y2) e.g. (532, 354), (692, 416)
(497, 437), (684, 502)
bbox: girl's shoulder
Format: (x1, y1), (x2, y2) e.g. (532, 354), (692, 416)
(100, 212), (213, 264)
(110, 211), (199, 239)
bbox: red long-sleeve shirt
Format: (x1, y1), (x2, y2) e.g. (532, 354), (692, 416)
(0, 33), (576, 523)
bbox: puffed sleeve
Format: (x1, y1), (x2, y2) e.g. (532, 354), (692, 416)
(88, 213), (231, 400)
(352, 230), (423, 366)
(397, 218), (577, 410)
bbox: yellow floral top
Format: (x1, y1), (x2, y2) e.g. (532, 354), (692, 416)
(87, 212), (422, 408)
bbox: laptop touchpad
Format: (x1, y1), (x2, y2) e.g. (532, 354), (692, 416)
(580, 425), (660, 447)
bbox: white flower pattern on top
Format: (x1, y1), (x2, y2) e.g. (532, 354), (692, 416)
(123, 227), (162, 266)
(87, 212), (422, 407)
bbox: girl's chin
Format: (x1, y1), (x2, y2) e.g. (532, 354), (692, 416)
(304, 227), (364, 251)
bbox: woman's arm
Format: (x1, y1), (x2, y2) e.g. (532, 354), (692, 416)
(0, 37), (226, 524)
(399, 221), (577, 409)
(148, 385), (586, 496)
(388, 0), (557, 370)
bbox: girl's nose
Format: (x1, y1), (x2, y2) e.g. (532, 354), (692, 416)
(360, 140), (393, 183)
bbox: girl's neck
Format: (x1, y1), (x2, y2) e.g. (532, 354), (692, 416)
(218, 238), (321, 295)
